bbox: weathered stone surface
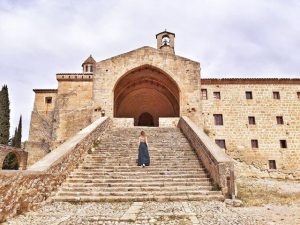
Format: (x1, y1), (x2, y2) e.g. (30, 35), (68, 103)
(0, 145), (28, 170)
(178, 116), (235, 198)
(0, 117), (111, 223)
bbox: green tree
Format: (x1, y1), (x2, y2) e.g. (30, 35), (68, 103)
(0, 85), (10, 145)
(14, 115), (22, 148)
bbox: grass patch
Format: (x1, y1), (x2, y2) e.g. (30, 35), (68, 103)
(237, 182), (300, 206)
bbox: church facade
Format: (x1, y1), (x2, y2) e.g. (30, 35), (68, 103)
(27, 31), (300, 178)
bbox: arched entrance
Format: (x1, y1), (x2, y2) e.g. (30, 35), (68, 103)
(138, 112), (154, 126)
(2, 152), (19, 170)
(114, 65), (180, 126)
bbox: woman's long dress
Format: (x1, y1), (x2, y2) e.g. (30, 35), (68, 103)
(138, 137), (150, 166)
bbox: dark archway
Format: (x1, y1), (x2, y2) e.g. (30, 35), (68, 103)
(114, 65), (180, 126)
(2, 152), (19, 170)
(138, 112), (154, 126)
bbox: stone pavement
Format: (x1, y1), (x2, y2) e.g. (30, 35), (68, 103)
(4, 201), (262, 225)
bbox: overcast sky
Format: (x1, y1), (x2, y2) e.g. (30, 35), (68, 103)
(0, 0), (299, 140)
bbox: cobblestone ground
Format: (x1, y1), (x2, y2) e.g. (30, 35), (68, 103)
(4, 201), (265, 225)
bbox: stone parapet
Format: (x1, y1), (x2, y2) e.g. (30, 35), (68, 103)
(0, 117), (111, 223)
(159, 117), (180, 127)
(178, 116), (235, 198)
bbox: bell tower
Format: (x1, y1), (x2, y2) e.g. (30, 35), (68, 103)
(156, 30), (175, 54)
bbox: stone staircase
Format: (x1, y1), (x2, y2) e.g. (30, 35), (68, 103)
(52, 127), (224, 202)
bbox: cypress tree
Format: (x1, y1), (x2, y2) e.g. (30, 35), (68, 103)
(15, 115), (22, 148)
(11, 127), (17, 147)
(0, 85), (10, 145)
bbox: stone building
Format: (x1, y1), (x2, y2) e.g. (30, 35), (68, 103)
(26, 31), (300, 177)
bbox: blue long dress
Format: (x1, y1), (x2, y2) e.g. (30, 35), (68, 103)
(138, 137), (150, 166)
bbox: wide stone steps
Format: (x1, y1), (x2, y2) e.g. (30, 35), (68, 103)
(64, 180), (211, 187)
(53, 194), (224, 202)
(59, 185), (213, 192)
(56, 189), (221, 197)
(64, 177), (211, 183)
(52, 127), (224, 202)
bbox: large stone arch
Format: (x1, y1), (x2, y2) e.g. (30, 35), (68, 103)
(113, 65), (180, 126)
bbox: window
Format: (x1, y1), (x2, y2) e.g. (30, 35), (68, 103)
(273, 91), (280, 99)
(276, 116), (284, 125)
(248, 116), (256, 125)
(251, 140), (259, 148)
(280, 140), (287, 148)
(85, 65), (88, 72)
(45, 97), (52, 104)
(297, 92), (300, 99)
(245, 91), (253, 99)
(201, 89), (207, 100)
(213, 92), (221, 100)
(269, 160), (277, 169)
(215, 139), (226, 149)
(214, 114), (223, 125)
(162, 35), (170, 46)
(90, 65), (93, 72)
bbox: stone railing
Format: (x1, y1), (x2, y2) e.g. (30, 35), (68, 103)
(0, 117), (111, 223)
(178, 116), (235, 198)
(0, 145), (28, 170)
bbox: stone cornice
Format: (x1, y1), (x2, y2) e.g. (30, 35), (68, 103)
(201, 78), (300, 85)
(33, 89), (58, 93)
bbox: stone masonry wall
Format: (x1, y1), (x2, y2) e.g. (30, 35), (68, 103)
(93, 46), (202, 126)
(0, 117), (111, 223)
(201, 81), (300, 178)
(26, 91), (57, 165)
(53, 80), (94, 143)
(179, 116), (235, 198)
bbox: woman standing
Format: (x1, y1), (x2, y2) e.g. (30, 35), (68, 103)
(138, 131), (150, 167)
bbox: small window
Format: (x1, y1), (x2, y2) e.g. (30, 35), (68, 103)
(273, 91), (280, 99)
(162, 35), (170, 46)
(251, 140), (259, 148)
(280, 140), (287, 148)
(90, 65), (93, 72)
(248, 116), (256, 125)
(269, 160), (277, 169)
(213, 92), (221, 100)
(45, 97), (52, 104)
(246, 91), (253, 99)
(276, 116), (284, 125)
(201, 89), (207, 100)
(214, 114), (223, 126)
(215, 139), (226, 149)
(85, 65), (89, 72)
(297, 92), (300, 99)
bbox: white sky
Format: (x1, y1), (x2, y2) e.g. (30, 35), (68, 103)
(0, 0), (299, 140)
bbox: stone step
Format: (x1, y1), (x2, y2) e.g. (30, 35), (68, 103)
(71, 168), (206, 174)
(52, 194), (224, 202)
(67, 174), (209, 180)
(78, 163), (202, 168)
(65, 177), (211, 183)
(59, 185), (213, 193)
(56, 190), (222, 197)
(70, 171), (207, 177)
(64, 180), (211, 187)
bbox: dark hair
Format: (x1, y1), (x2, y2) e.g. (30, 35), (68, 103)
(141, 131), (145, 136)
